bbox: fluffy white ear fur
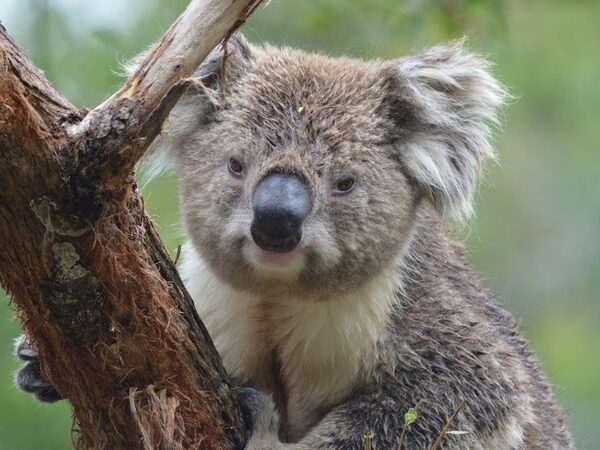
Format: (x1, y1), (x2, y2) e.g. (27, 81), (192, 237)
(392, 42), (509, 221)
(140, 86), (219, 182)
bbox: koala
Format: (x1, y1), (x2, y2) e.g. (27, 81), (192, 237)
(15, 36), (575, 449)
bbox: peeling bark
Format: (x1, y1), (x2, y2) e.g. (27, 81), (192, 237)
(0, 0), (265, 448)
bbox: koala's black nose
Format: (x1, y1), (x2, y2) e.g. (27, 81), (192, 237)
(251, 172), (311, 253)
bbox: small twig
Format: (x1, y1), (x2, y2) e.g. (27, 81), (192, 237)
(220, 0), (265, 98)
(222, 0), (266, 48)
(429, 400), (466, 450)
(399, 399), (425, 449)
(173, 244), (182, 266)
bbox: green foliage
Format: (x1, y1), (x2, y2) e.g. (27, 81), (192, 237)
(398, 399), (425, 447)
(1, 0), (599, 448)
(404, 406), (419, 427)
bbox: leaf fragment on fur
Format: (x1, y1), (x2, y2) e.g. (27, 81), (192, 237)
(363, 431), (375, 450)
(398, 399), (425, 448)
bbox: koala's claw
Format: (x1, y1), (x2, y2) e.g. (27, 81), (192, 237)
(236, 386), (280, 440)
(14, 335), (63, 403)
(237, 387), (266, 430)
(15, 339), (38, 361)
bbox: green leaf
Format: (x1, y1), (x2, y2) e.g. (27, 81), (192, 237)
(404, 407), (418, 425)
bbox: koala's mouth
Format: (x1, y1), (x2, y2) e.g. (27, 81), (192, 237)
(242, 239), (306, 276)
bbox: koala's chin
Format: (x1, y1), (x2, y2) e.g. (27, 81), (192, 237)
(242, 240), (307, 280)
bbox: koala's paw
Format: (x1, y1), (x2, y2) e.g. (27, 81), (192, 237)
(14, 335), (63, 403)
(236, 387), (282, 449)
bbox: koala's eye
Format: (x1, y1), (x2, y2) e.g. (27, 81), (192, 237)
(334, 177), (356, 195)
(228, 157), (244, 177)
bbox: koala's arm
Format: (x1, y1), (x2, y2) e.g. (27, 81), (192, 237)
(241, 386), (472, 450)
(241, 389), (382, 450)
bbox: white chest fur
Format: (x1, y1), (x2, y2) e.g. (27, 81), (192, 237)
(179, 245), (399, 439)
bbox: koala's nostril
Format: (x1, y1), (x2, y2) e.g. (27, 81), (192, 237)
(251, 172), (311, 253)
(251, 225), (303, 253)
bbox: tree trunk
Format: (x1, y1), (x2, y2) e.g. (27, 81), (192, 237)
(0, 1), (264, 448)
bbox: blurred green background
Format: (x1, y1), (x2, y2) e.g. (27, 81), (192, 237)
(0, 0), (598, 448)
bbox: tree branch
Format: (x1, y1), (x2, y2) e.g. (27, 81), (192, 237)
(77, 0), (264, 185)
(0, 1), (266, 448)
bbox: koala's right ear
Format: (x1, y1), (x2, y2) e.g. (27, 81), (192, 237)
(129, 35), (254, 179)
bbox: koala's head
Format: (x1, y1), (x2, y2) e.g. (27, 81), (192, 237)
(149, 36), (506, 298)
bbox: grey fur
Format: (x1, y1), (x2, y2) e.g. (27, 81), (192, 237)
(171, 37), (572, 449)
(14, 36), (574, 449)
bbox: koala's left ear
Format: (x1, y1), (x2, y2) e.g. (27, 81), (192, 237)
(384, 42), (508, 221)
